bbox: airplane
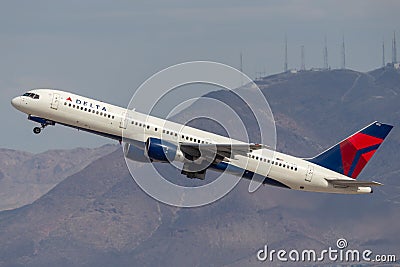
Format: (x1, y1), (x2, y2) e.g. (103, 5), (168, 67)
(11, 89), (393, 194)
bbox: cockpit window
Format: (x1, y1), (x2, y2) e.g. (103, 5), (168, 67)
(22, 92), (40, 99)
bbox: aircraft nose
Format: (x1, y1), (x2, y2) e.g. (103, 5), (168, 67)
(11, 97), (21, 109)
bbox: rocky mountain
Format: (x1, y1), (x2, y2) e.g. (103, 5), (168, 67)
(0, 67), (399, 266)
(0, 144), (118, 211)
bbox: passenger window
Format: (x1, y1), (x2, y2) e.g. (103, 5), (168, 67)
(155, 128), (158, 131)
(84, 108), (87, 111)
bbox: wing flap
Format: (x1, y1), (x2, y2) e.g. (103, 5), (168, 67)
(180, 143), (265, 160)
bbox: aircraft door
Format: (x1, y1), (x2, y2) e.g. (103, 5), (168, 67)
(119, 110), (128, 129)
(305, 165), (314, 182)
(51, 93), (60, 110)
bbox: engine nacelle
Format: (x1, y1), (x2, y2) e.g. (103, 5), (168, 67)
(123, 143), (149, 163)
(146, 137), (178, 163)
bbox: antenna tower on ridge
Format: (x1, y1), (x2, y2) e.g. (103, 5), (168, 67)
(392, 31), (397, 64)
(284, 35), (288, 72)
(323, 35), (329, 69)
(341, 35), (346, 69)
(382, 38), (385, 67)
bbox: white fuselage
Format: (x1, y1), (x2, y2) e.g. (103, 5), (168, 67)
(11, 89), (372, 194)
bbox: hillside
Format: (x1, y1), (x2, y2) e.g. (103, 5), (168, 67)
(0, 144), (118, 211)
(0, 67), (399, 266)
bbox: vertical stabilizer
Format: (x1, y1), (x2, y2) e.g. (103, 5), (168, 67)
(308, 122), (393, 179)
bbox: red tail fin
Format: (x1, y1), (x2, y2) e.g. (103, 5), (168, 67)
(308, 122), (393, 179)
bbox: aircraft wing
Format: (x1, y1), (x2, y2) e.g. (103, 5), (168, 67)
(179, 143), (264, 160)
(325, 178), (383, 187)
(178, 143), (265, 180)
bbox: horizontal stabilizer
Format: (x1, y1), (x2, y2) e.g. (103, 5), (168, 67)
(325, 178), (383, 187)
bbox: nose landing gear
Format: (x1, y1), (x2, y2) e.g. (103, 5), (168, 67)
(33, 122), (51, 134)
(33, 127), (42, 134)
(28, 115), (55, 135)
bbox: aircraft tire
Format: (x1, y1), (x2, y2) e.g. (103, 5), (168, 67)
(33, 127), (41, 134)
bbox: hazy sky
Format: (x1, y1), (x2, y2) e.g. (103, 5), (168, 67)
(1, 0), (399, 152)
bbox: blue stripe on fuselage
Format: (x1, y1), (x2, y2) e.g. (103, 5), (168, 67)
(58, 122), (122, 141)
(211, 161), (290, 189)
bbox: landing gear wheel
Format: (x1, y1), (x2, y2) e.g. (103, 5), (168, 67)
(33, 127), (41, 134)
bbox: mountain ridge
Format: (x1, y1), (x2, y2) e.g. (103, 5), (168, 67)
(1, 67), (399, 266)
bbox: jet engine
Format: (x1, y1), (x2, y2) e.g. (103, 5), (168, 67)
(123, 143), (149, 162)
(145, 137), (179, 163)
